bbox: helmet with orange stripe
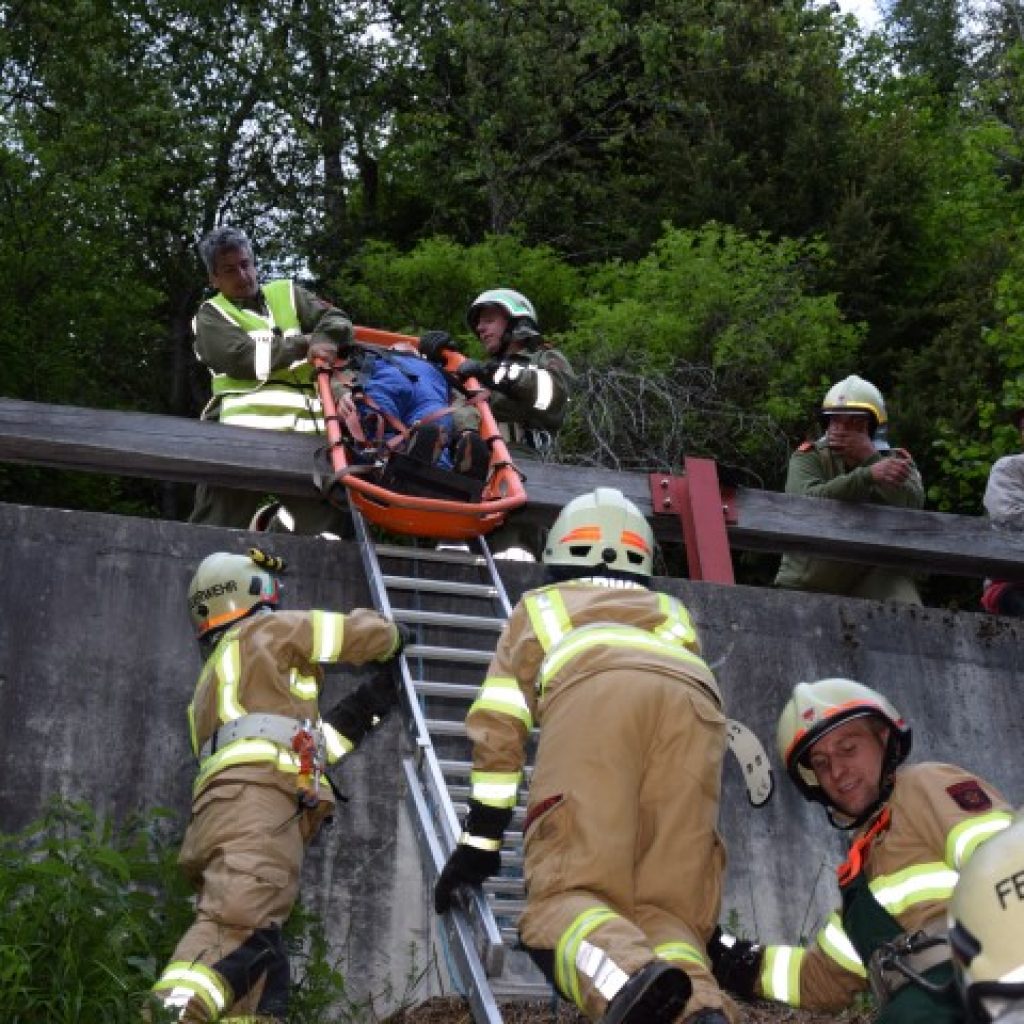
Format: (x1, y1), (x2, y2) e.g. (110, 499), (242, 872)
(187, 550), (281, 641)
(543, 487), (654, 582)
(776, 678), (911, 821)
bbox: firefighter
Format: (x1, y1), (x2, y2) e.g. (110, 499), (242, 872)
(948, 815), (1024, 1024)
(433, 487), (733, 1024)
(774, 374), (925, 603)
(189, 226), (354, 534)
(151, 550), (407, 1023)
(419, 288), (574, 559)
(709, 678), (1013, 1024)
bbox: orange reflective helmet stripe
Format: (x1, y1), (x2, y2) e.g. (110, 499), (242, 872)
(558, 526), (651, 552)
(783, 698), (904, 765)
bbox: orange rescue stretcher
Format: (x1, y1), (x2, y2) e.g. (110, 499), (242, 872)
(315, 326), (527, 540)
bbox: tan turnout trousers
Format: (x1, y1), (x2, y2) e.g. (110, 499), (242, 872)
(518, 668), (730, 1022)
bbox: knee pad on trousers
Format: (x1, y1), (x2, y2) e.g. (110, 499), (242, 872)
(213, 925), (289, 1019)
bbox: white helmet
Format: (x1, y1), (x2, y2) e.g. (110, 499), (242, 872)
(949, 816), (1024, 1023)
(821, 375), (888, 436)
(466, 288), (540, 346)
(543, 487), (654, 579)
(776, 678), (911, 808)
(187, 550), (281, 639)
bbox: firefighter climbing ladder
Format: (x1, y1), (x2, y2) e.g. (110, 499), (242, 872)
(349, 508), (546, 1024)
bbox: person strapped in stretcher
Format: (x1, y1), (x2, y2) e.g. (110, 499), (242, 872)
(326, 337), (492, 497)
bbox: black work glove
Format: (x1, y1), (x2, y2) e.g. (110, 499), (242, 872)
(323, 669), (399, 747)
(707, 926), (763, 1000)
(434, 843), (500, 914)
(418, 330), (457, 363)
(454, 359), (497, 386)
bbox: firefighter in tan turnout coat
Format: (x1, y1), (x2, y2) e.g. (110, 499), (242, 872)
(151, 551), (405, 1023)
(710, 678), (1012, 1024)
(434, 487), (733, 1024)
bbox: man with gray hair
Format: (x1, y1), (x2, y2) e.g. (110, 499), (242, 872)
(189, 226), (354, 534)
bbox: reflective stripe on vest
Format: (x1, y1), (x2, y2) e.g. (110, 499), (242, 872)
(152, 959), (230, 1018)
(816, 911), (867, 977)
(468, 676), (533, 729)
(538, 622), (711, 696)
(761, 945), (805, 1006)
(869, 861), (959, 916)
(188, 629), (333, 794)
(491, 360), (556, 411)
(946, 811), (1012, 868)
(524, 588), (712, 698)
(204, 280), (321, 431)
(654, 939), (706, 967)
(556, 907), (630, 1010)
(311, 610), (346, 662)
(469, 769), (520, 810)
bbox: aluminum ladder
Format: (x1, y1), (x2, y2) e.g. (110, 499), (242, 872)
(349, 510), (551, 1024)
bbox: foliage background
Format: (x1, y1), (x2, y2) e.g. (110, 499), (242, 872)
(2, 0), (1023, 596)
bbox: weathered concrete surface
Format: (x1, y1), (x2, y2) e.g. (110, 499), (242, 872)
(1, 501), (1022, 1008)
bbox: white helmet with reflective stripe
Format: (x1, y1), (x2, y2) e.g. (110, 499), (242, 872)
(821, 375), (888, 435)
(187, 550), (281, 639)
(466, 288), (540, 342)
(949, 816), (1024, 1024)
(543, 487), (654, 579)
(776, 678), (911, 807)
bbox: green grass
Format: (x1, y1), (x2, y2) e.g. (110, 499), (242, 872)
(0, 798), (358, 1022)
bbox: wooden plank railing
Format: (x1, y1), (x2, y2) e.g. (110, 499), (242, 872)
(2, 398), (1022, 580)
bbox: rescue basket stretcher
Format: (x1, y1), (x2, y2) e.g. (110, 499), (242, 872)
(314, 326), (528, 540)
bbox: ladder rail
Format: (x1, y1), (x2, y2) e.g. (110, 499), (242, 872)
(349, 509), (510, 1005)
(403, 759), (504, 1024)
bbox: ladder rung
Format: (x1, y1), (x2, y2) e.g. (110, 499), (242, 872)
(415, 680), (480, 700)
(373, 543), (485, 566)
(484, 877), (526, 897)
(488, 898), (528, 917)
(438, 759), (534, 782)
(407, 643), (494, 664)
(397, 608), (505, 631)
(425, 717), (470, 737)
(383, 575), (498, 599)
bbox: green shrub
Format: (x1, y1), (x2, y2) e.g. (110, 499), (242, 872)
(0, 799), (352, 1023)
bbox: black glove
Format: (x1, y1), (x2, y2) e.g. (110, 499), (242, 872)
(418, 330), (457, 363)
(434, 843), (500, 914)
(454, 359), (497, 386)
(707, 926), (763, 1000)
(323, 669), (399, 747)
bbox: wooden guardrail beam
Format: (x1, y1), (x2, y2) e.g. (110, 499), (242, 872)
(2, 398), (1022, 580)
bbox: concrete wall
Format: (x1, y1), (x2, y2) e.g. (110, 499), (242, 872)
(1, 501), (1022, 1008)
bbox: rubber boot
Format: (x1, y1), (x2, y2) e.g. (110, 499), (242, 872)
(601, 961), (693, 1024)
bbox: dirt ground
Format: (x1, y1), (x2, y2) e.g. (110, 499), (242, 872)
(381, 994), (873, 1024)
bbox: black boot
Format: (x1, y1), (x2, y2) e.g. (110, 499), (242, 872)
(405, 424), (442, 464)
(452, 430), (490, 480)
(601, 961), (693, 1024)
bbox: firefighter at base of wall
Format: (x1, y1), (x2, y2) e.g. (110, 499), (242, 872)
(709, 678), (1012, 1024)
(149, 550), (407, 1023)
(434, 486), (735, 1024)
